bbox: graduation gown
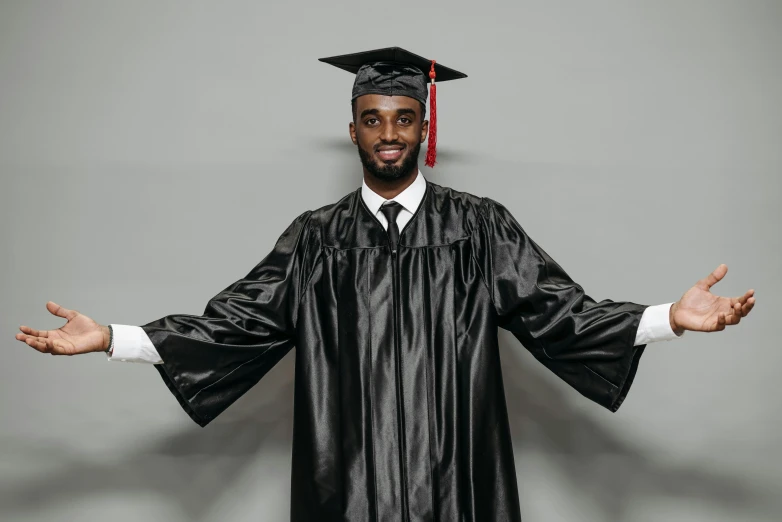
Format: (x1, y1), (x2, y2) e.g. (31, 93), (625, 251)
(141, 180), (649, 521)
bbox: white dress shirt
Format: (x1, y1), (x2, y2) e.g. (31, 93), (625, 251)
(108, 169), (682, 364)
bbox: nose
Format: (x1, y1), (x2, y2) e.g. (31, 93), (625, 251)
(379, 120), (399, 142)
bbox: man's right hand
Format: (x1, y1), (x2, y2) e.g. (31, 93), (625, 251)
(16, 301), (110, 356)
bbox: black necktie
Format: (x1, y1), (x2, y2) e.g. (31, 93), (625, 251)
(380, 201), (403, 252)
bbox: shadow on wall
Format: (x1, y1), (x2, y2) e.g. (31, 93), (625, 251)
(0, 335), (763, 521)
(0, 353), (297, 521)
(497, 329), (758, 520)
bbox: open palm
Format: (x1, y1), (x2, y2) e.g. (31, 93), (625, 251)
(672, 264), (755, 333)
(16, 301), (108, 355)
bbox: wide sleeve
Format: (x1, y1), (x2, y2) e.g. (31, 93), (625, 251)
(141, 210), (319, 427)
(471, 198), (648, 412)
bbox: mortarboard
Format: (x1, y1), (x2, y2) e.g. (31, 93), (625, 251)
(319, 47), (467, 168)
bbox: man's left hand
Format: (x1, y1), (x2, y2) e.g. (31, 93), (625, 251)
(669, 264), (755, 335)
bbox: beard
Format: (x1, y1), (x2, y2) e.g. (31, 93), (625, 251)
(356, 137), (421, 182)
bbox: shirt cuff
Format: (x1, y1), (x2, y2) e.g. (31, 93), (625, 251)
(106, 324), (163, 364)
(634, 303), (684, 346)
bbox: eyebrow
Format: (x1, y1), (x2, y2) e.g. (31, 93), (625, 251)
(360, 107), (418, 119)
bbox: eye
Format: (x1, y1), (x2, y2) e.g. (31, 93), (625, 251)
(364, 118), (379, 125)
(398, 117), (412, 124)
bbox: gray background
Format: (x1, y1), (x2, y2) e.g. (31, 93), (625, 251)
(1, 1), (780, 521)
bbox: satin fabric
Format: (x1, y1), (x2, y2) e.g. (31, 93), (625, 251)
(142, 180), (648, 521)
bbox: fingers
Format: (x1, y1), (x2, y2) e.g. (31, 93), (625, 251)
(46, 301), (78, 321)
(717, 303), (746, 330)
(741, 296), (755, 316)
(18, 325), (48, 338)
(15, 332), (53, 353)
(732, 290), (755, 317)
(731, 301), (742, 324)
(697, 264), (728, 291)
(17, 325), (53, 352)
(715, 312), (727, 332)
(734, 289), (754, 306)
(715, 290), (756, 331)
(15, 332), (71, 354)
(716, 310), (738, 329)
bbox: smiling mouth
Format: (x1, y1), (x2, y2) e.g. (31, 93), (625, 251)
(376, 147), (405, 162)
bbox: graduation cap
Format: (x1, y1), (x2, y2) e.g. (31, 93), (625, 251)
(319, 47), (467, 168)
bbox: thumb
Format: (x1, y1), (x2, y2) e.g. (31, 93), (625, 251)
(696, 264), (728, 291)
(46, 301), (78, 322)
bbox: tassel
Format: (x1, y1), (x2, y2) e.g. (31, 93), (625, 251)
(424, 59), (438, 168)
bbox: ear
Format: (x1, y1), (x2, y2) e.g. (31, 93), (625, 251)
(420, 119), (429, 144)
(349, 121), (357, 145)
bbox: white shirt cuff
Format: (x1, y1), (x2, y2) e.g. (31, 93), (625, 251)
(634, 303), (684, 346)
(106, 324), (163, 364)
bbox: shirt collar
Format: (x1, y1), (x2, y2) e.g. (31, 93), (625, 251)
(361, 168), (427, 216)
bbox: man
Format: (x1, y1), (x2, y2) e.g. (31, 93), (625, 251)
(15, 47), (755, 521)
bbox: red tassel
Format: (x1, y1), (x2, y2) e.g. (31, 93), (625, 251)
(424, 59), (437, 168)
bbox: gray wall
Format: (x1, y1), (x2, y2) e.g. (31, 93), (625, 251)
(1, 1), (780, 521)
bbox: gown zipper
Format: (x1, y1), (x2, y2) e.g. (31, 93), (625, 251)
(389, 238), (410, 522)
(367, 183), (428, 521)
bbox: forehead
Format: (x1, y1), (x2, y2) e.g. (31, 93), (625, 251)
(354, 94), (421, 113)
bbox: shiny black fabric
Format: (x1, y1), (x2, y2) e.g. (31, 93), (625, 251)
(142, 180), (648, 521)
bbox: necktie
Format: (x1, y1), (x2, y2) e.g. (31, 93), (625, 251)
(380, 201), (403, 253)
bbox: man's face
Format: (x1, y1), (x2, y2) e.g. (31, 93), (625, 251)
(349, 94), (428, 182)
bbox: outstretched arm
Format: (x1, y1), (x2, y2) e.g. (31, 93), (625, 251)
(471, 198), (758, 412)
(15, 210), (319, 427)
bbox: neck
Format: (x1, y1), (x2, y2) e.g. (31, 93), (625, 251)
(363, 167), (419, 200)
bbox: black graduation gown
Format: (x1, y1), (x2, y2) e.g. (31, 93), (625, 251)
(141, 180), (649, 521)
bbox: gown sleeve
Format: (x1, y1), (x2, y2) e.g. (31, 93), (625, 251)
(471, 198), (648, 412)
(141, 210), (318, 427)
